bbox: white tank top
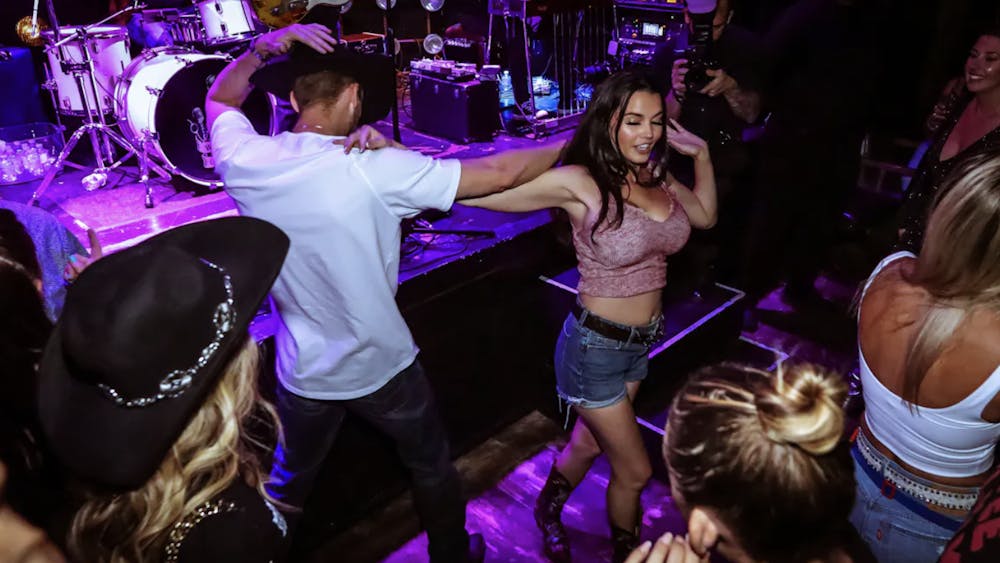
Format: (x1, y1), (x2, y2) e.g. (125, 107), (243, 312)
(860, 251), (1000, 478)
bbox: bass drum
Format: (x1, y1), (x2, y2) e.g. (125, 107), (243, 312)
(115, 47), (282, 187)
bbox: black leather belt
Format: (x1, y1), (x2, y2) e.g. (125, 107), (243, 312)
(572, 302), (662, 346)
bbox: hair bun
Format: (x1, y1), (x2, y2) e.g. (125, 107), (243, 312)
(754, 364), (847, 455)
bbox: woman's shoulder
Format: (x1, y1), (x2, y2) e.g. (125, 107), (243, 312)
(859, 253), (922, 323)
(863, 252), (917, 294)
(169, 481), (286, 563)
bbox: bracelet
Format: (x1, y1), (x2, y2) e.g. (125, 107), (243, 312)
(247, 37), (268, 64)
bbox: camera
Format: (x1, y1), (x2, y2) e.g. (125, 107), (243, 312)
(673, 46), (719, 93)
(676, 0), (720, 94)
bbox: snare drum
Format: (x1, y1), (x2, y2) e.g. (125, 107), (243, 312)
(42, 26), (131, 115)
(197, 0), (257, 45)
(115, 48), (279, 186)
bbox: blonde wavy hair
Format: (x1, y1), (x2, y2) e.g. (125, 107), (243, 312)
(67, 338), (282, 563)
(664, 363), (854, 563)
(901, 151), (1000, 402)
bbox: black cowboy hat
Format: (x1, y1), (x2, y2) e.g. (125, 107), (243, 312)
(37, 217), (289, 490)
(250, 5), (395, 125)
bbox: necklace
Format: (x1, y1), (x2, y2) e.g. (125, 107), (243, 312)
(292, 123), (334, 134)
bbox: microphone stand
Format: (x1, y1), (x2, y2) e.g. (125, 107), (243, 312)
(382, 1), (401, 143)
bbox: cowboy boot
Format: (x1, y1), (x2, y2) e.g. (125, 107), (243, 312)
(534, 466), (573, 562)
(610, 524), (641, 563)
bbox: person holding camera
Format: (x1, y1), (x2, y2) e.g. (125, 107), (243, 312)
(651, 0), (762, 285)
(662, 0), (762, 129)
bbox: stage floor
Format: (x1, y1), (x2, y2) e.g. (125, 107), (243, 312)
(1, 119), (571, 257)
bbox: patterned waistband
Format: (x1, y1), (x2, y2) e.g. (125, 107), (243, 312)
(854, 431), (978, 512)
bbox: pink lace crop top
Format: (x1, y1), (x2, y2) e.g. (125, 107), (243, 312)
(573, 192), (691, 298)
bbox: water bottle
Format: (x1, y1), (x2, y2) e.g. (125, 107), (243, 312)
(499, 70), (515, 108)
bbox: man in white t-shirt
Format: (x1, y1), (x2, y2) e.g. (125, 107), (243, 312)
(205, 10), (563, 562)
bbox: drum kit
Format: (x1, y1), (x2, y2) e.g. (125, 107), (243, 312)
(24, 0), (350, 208)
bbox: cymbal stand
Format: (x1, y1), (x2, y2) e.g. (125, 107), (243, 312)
(381, 0), (402, 143)
(31, 3), (170, 209)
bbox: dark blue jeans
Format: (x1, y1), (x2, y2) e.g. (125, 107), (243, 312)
(268, 361), (469, 561)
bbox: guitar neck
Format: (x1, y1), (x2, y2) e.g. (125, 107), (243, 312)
(253, 0), (348, 29)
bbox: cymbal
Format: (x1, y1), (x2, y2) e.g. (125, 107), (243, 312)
(16, 15), (47, 47)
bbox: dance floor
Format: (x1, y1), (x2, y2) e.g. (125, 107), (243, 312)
(3, 117), (861, 562)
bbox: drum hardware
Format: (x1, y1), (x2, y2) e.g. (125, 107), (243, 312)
(133, 130), (164, 208)
(30, 2), (171, 209)
(147, 1), (257, 47)
(196, 0), (258, 46)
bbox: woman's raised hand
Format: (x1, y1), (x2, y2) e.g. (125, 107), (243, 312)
(665, 119), (709, 159)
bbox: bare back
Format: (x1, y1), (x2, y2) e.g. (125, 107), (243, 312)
(859, 258), (1000, 418)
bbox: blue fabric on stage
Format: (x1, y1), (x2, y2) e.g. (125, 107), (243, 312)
(0, 47), (48, 128)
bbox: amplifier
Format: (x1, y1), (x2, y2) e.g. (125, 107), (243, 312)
(409, 74), (500, 142)
(410, 59), (478, 81)
(614, 3), (685, 45)
(444, 37), (486, 67)
(612, 3), (685, 68)
(342, 32), (385, 55)
(615, 41), (658, 67)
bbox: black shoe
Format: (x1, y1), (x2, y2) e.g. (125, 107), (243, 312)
(466, 533), (486, 563)
(430, 531), (486, 563)
(534, 467), (573, 562)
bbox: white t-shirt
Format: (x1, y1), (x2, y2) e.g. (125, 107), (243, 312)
(211, 110), (460, 400)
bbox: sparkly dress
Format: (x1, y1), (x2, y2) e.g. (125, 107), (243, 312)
(897, 91), (1000, 251)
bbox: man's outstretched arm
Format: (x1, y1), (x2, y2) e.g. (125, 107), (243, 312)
(455, 140), (567, 200)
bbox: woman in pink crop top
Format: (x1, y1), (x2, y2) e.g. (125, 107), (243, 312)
(850, 152), (1000, 562)
(463, 69), (717, 562)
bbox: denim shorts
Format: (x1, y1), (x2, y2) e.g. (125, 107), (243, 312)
(553, 310), (655, 409)
(849, 437), (971, 563)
